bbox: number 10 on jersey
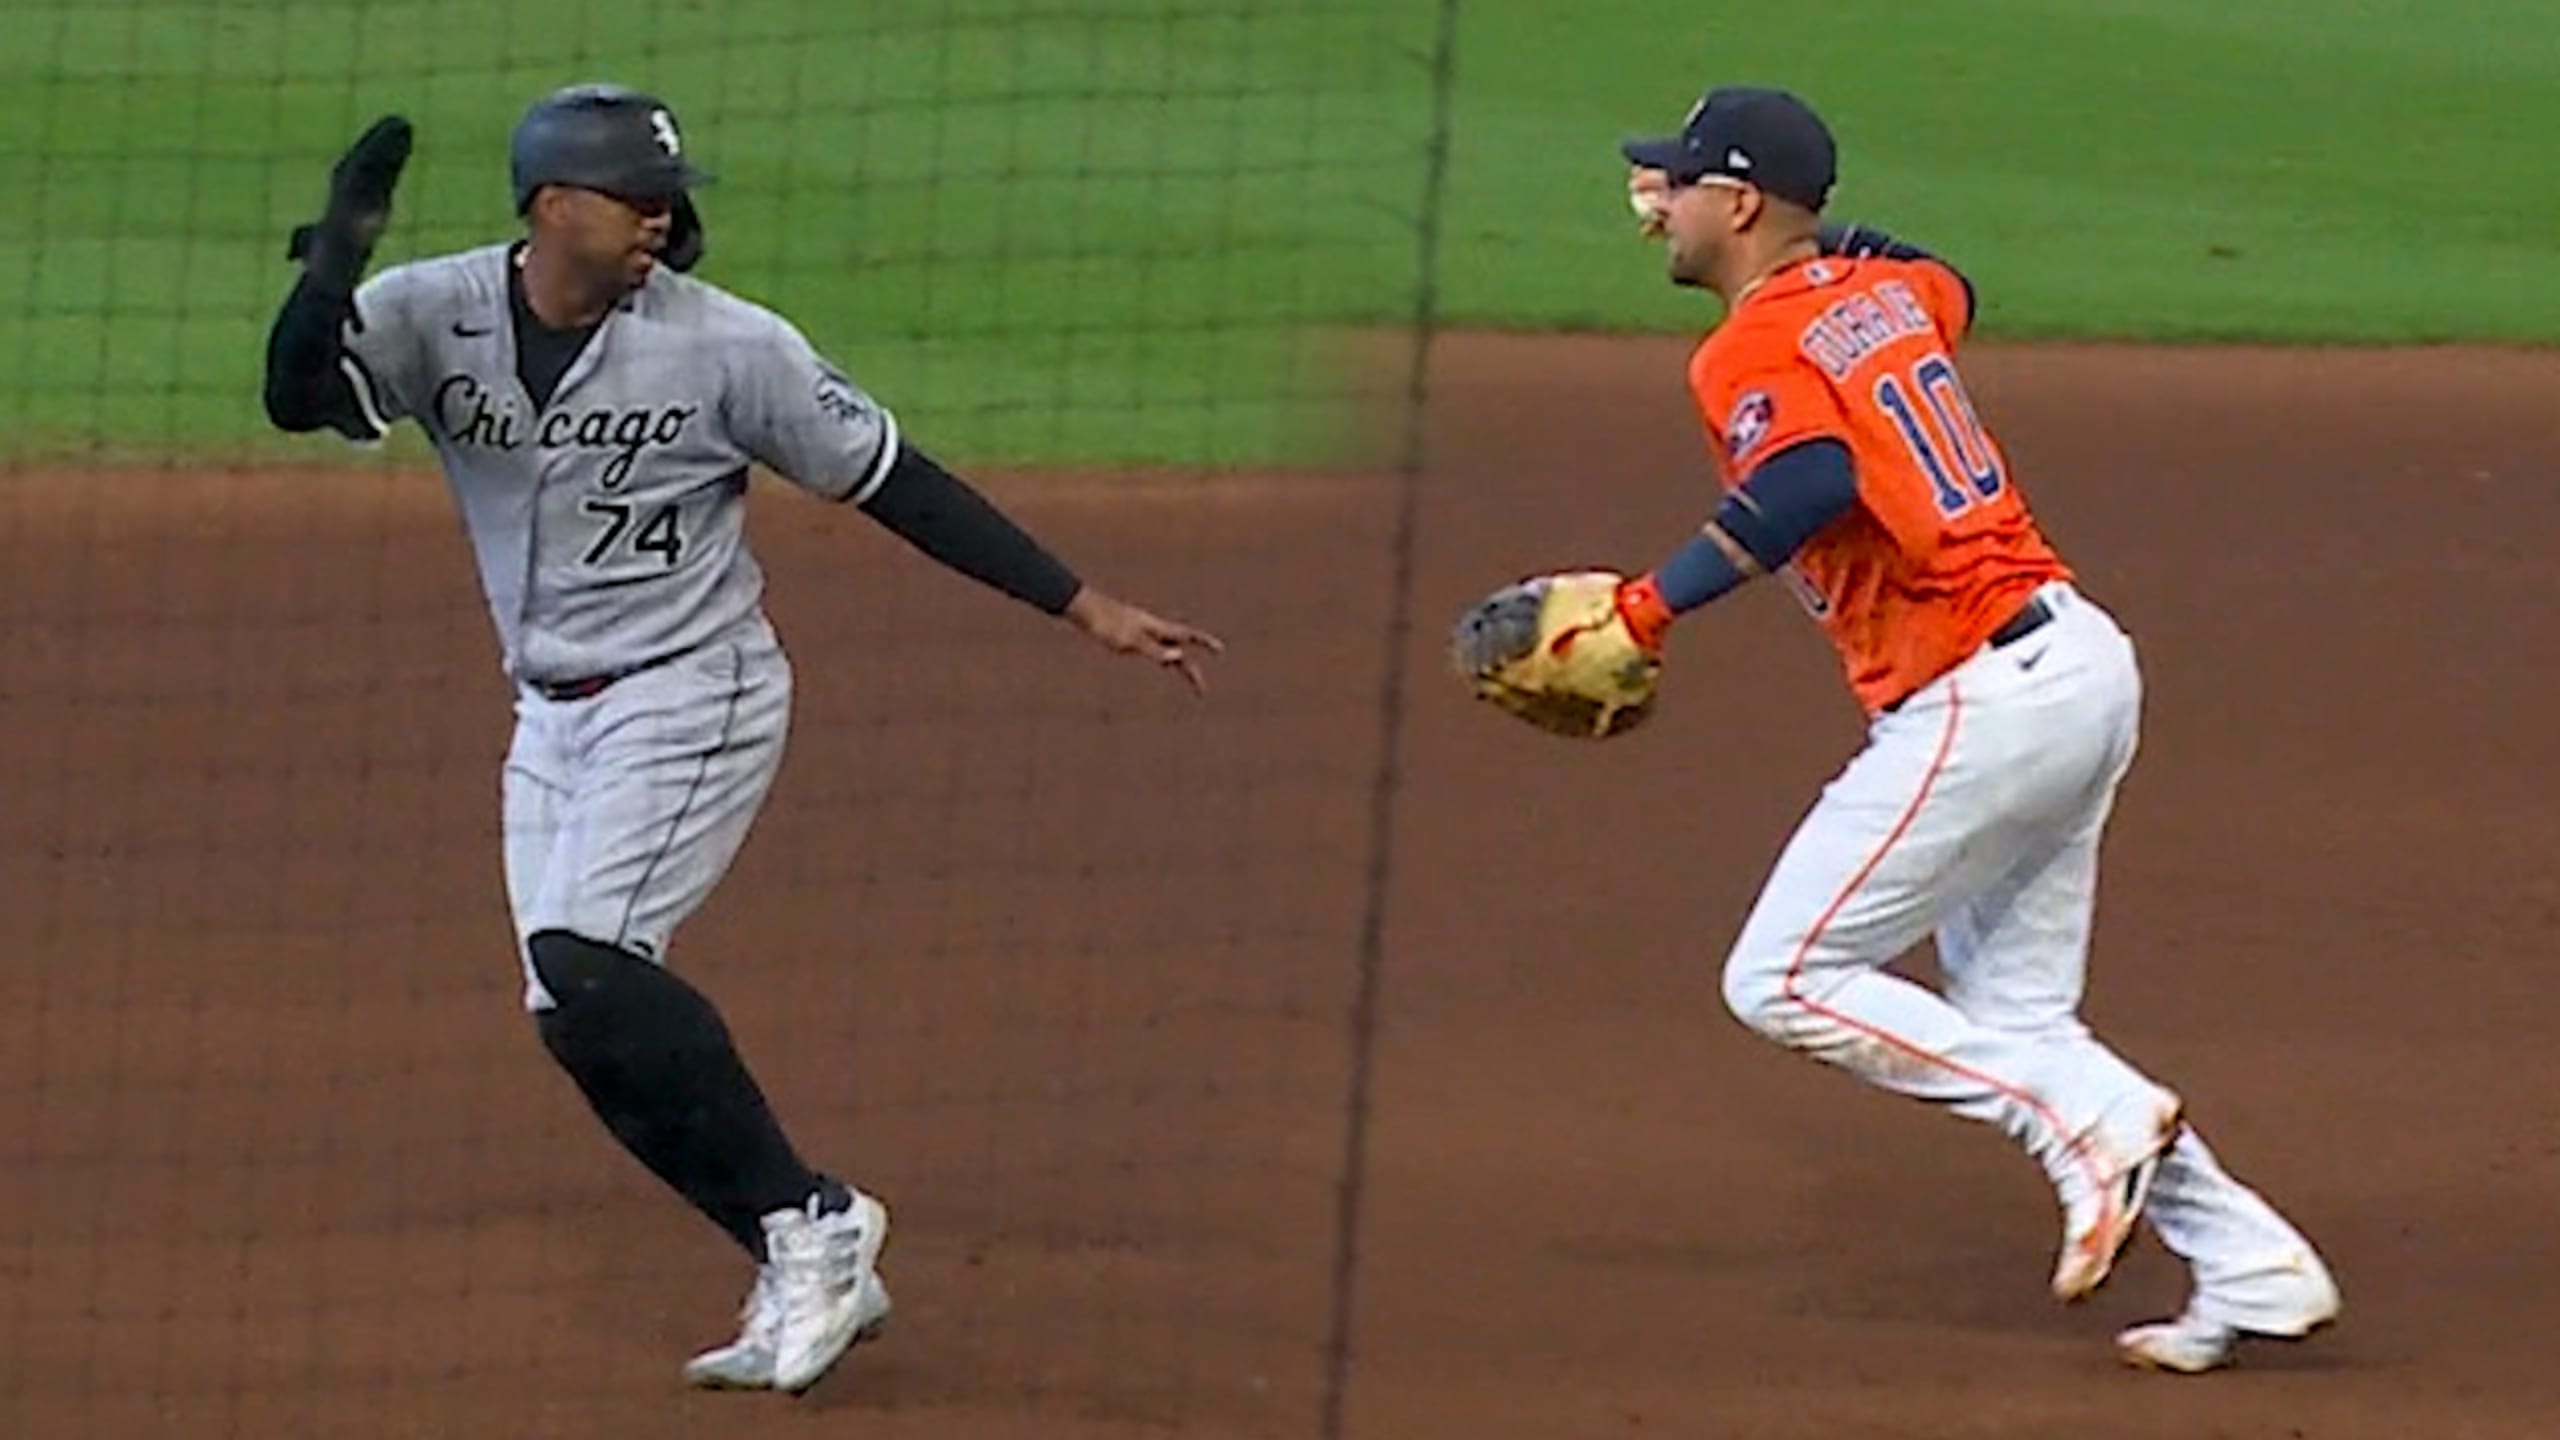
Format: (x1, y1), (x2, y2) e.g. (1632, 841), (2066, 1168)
(1873, 352), (2005, 517)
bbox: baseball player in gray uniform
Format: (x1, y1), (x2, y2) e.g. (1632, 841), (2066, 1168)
(260, 85), (1221, 1394)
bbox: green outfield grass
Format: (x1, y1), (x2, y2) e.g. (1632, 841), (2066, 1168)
(1439, 0), (2560, 343)
(3, 0), (2552, 466)
(0, 0), (1428, 467)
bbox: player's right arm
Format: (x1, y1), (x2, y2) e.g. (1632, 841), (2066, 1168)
(1613, 348), (1863, 647)
(264, 267), (422, 441)
(1615, 443), (1861, 647)
(263, 117), (417, 441)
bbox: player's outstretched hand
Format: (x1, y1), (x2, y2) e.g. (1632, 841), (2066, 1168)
(1064, 587), (1225, 696)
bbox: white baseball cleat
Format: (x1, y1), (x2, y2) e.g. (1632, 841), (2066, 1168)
(682, 1271), (893, 1391)
(764, 1185), (894, 1395)
(683, 1263), (784, 1389)
(2051, 1096), (2181, 1303)
(685, 1185), (894, 1392)
(2117, 1251), (2341, 1375)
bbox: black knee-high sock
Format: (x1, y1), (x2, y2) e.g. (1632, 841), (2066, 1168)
(529, 930), (821, 1258)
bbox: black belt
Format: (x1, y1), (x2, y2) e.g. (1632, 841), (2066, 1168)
(528, 650), (681, 702)
(1987, 592), (2057, 649)
(1879, 592), (2060, 715)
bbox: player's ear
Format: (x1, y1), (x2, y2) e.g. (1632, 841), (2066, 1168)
(1731, 183), (1768, 233)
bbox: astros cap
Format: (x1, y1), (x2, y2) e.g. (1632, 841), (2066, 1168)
(1621, 87), (1837, 212)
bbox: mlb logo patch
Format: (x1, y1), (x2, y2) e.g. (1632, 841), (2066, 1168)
(1726, 390), (1775, 462)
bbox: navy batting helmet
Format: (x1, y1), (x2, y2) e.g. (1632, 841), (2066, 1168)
(509, 83), (712, 214)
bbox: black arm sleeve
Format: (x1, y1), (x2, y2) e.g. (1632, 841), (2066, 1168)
(858, 441), (1084, 615)
(1818, 221), (1977, 329)
(262, 273), (368, 436)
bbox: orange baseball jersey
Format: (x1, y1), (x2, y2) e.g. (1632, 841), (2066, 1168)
(1688, 253), (2067, 714)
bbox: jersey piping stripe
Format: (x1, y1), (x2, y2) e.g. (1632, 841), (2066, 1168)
(614, 641), (748, 949)
(1773, 680), (2108, 1201)
(338, 351), (393, 441)
(843, 407), (901, 507)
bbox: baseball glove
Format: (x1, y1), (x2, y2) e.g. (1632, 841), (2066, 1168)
(1450, 570), (1663, 739)
(286, 115), (413, 300)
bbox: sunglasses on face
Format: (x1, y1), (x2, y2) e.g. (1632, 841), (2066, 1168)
(576, 187), (676, 219)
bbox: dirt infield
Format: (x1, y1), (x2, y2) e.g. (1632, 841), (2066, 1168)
(2, 337), (2554, 1438)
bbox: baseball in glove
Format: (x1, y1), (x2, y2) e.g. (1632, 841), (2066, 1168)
(1450, 570), (1664, 739)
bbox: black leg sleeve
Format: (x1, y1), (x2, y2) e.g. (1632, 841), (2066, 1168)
(529, 931), (822, 1259)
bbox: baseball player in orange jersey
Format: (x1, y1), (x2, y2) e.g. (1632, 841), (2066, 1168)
(1611, 87), (2340, 1372)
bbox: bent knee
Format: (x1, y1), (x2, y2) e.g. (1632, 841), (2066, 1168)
(1719, 948), (1798, 1039)
(523, 929), (676, 1023)
(527, 929), (651, 1005)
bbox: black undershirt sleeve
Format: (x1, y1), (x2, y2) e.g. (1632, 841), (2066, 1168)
(857, 441), (1084, 615)
(262, 273), (366, 436)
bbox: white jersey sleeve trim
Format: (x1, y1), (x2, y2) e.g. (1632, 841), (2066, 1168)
(841, 406), (901, 506)
(337, 351), (394, 444)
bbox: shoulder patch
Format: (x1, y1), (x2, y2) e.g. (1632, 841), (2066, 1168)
(812, 361), (871, 426)
(1725, 389), (1775, 463)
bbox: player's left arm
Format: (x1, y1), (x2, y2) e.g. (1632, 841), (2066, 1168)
(856, 442), (1225, 691)
(1613, 439), (1859, 647)
(1818, 221), (1977, 341)
(731, 320), (1222, 691)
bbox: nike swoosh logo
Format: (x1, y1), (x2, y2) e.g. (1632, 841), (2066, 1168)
(2017, 647), (2049, 671)
(452, 321), (494, 338)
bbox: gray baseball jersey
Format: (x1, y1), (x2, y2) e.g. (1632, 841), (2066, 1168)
(336, 243), (897, 1001)
(344, 242), (899, 684)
